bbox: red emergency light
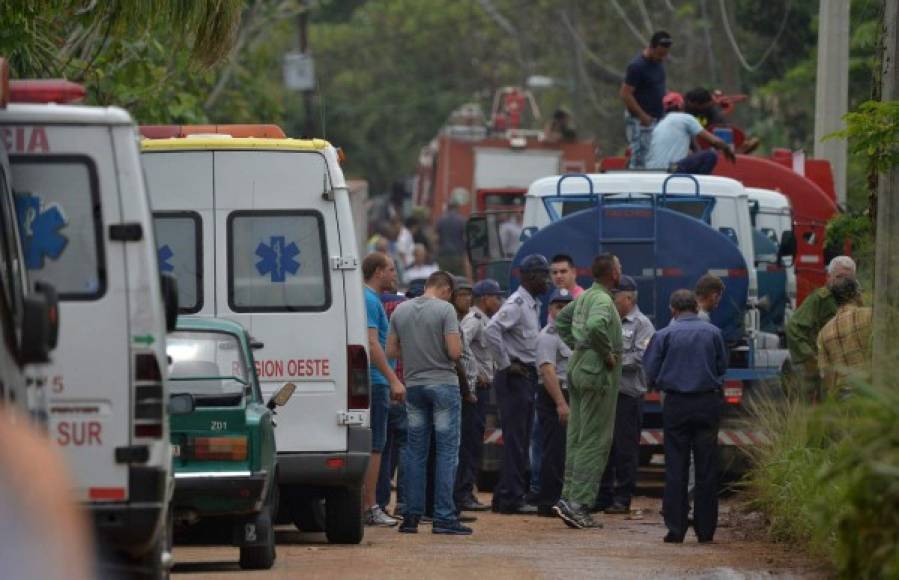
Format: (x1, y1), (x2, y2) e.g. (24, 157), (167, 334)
(8, 79), (86, 104)
(139, 124), (287, 139)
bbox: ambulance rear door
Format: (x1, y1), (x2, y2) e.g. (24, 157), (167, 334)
(213, 149), (348, 453)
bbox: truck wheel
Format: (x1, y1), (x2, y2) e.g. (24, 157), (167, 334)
(239, 485), (277, 570)
(324, 485), (363, 544)
(134, 508), (172, 579)
(291, 497), (326, 532)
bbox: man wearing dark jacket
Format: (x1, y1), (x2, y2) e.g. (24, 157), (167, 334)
(644, 289), (728, 544)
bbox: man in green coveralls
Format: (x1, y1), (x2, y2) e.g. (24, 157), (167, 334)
(785, 256), (856, 401)
(552, 253), (623, 529)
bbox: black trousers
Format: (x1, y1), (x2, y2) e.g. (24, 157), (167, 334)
(662, 390), (722, 541)
(491, 366), (536, 512)
(598, 393), (644, 508)
(454, 388), (489, 507)
(533, 386), (568, 508)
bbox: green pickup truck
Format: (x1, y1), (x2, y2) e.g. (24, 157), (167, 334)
(167, 316), (294, 570)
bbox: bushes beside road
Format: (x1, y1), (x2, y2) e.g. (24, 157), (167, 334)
(743, 375), (899, 579)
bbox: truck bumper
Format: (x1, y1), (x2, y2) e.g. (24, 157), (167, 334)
(89, 466), (167, 556)
(277, 426), (370, 487)
(173, 471), (268, 515)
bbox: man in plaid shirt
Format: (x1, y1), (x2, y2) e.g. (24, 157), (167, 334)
(817, 277), (872, 399)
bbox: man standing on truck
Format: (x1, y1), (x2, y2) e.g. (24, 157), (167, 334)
(596, 275), (655, 515)
(486, 255), (551, 514)
(785, 255), (857, 401)
(387, 271), (472, 535)
(644, 290), (728, 544)
(533, 289), (574, 517)
(362, 253), (406, 527)
(552, 253), (623, 529)
(455, 279), (505, 512)
(620, 31), (672, 169)
(645, 88), (736, 174)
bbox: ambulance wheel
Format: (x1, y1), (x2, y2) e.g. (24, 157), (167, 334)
(324, 485), (363, 544)
(291, 497), (326, 532)
(134, 507), (172, 579)
(239, 486), (277, 570)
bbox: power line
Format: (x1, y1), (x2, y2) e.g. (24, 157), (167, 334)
(559, 9), (625, 81)
(610, 0), (649, 46)
(718, 0), (792, 72)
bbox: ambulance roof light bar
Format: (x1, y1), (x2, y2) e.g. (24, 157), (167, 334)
(139, 124), (287, 139)
(8, 79), (86, 104)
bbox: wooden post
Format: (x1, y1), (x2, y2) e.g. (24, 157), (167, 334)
(872, 0), (899, 388)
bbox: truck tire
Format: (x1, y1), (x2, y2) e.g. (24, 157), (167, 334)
(239, 484), (277, 570)
(291, 497), (326, 532)
(324, 485), (364, 544)
(133, 508), (172, 580)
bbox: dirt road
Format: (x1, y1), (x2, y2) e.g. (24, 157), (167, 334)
(172, 494), (824, 579)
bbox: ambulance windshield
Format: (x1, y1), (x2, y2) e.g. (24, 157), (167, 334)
(167, 331), (249, 397)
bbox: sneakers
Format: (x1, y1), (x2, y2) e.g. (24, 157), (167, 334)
(365, 505), (398, 527)
(553, 498), (602, 529)
(604, 503), (630, 515)
(432, 520), (473, 535)
(458, 499), (490, 512)
(399, 515), (420, 533)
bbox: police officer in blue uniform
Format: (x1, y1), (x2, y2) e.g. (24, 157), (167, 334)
(485, 254), (551, 514)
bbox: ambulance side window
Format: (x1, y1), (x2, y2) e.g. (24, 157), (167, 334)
(227, 210), (331, 312)
(10, 156), (105, 300)
(153, 211), (202, 313)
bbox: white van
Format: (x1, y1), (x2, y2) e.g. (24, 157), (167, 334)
(1, 79), (178, 577)
(141, 127), (370, 544)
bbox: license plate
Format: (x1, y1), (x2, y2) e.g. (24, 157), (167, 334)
(172, 445), (181, 458)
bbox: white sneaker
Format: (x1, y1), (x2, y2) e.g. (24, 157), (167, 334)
(365, 505), (398, 527)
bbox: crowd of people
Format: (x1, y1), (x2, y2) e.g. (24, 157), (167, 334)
(360, 246), (753, 543)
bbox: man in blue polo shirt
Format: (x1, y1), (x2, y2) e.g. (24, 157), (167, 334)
(620, 30), (672, 168)
(644, 289), (728, 544)
(362, 252), (406, 527)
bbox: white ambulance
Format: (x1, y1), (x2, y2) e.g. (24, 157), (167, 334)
(0, 78), (178, 577)
(141, 126), (371, 544)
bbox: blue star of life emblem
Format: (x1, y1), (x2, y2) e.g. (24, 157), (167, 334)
(158, 244), (175, 273)
(14, 193), (69, 269)
(255, 236), (300, 283)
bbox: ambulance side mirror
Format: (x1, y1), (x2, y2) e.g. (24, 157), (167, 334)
(20, 294), (54, 364)
(160, 273), (179, 332)
(268, 383), (296, 410)
(778, 230), (796, 259)
(168, 393), (195, 415)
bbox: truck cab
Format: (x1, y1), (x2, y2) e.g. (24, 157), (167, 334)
(1, 77), (178, 577)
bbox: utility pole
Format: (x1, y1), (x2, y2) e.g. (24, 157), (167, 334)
(813, 0), (850, 206)
(298, 5), (315, 138)
(872, 0), (899, 388)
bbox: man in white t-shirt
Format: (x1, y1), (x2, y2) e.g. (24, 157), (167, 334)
(646, 88), (736, 174)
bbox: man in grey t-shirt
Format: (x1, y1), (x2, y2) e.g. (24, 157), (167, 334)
(387, 271), (471, 535)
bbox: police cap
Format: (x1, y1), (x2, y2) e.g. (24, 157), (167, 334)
(614, 275), (638, 293)
(519, 254), (550, 274)
(549, 288), (575, 303)
(472, 279), (505, 297)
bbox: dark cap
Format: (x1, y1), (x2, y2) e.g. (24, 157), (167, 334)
(615, 274), (638, 293)
(472, 279), (505, 297)
(453, 276), (473, 292)
(650, 30), (673, 47)
(519, 254), (550, 274)
(549, 288), (575, 304)
(405, 278), (426, 298)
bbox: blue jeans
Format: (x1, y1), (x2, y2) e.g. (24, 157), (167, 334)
(377, 402), (408, 510)
(402, 384), (461, 523)
(674, 150), (718, 175)
(625, 113), (655, 169)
